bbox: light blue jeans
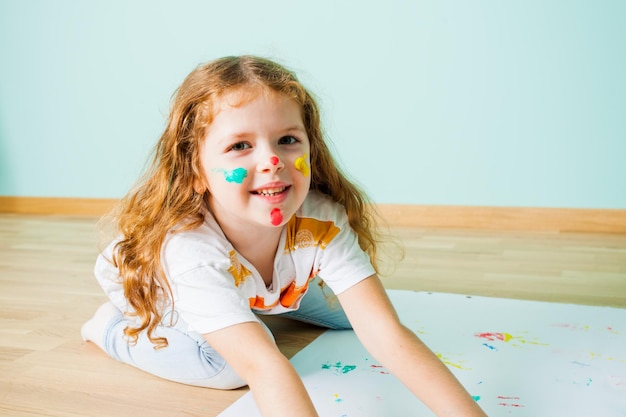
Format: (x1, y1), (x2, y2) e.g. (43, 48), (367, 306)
(99, 277), (350, 389)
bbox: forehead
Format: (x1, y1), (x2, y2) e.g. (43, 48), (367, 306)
(215, 86), (300, 112)
(210, 88), (304, 126)
(202, 87), (307, 143)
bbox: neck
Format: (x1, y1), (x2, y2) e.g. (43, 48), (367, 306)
(219, 221), (282, 287)
(212, 209), (283, 263)
(224, 222), (283, 256)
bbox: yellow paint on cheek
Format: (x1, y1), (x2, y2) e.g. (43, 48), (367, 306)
(294, 154), (310, 177)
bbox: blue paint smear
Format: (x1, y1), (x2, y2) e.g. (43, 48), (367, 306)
(215, 167), (247, 184)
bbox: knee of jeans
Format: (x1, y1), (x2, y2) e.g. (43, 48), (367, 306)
(204, 363), (247, 390)
(329, 319), (352, 330)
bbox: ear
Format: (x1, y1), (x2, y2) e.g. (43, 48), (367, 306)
(193, 176), (207, 194)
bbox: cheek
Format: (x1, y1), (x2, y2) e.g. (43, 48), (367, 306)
(211, 167), (248, 184)
(294, 154), (310, 177)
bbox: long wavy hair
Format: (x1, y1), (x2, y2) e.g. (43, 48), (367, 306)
(109, 56), (385, 348)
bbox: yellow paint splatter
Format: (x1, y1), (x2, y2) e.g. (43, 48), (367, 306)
(436, 353), (472, 370)
(227, 250), (252, 286)
(294, 154), (310, 176)
(501, 332), (513, 342)
(588, 351), (626, 363)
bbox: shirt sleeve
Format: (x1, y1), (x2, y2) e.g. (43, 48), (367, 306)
(161, 226), (259, 335)
(314, 202), (376, 295)
(94, 239), (131, 312)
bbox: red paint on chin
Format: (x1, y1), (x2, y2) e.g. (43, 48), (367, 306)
(270, 156), (279, 166)
(270, 208), (283, 226)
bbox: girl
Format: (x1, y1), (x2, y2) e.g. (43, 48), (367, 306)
(82, 56), (487, 417)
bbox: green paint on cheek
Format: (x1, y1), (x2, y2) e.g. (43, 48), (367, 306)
(213, 168), (248, 184)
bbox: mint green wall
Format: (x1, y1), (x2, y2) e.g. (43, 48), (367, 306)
(1, 1), (624, 208)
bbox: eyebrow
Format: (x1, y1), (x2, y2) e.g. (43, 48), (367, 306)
(281, 125), (307, 135)
(222, 125), (307, 141)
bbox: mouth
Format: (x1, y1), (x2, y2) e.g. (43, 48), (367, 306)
(251, 186), (290, 196)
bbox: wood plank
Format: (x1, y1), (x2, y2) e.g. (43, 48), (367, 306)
(377, 204), (626, 233)
(1, 196), (625, 233)
(0, 196), (118, 216)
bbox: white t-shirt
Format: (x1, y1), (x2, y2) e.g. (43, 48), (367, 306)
(95, 191), (376, 334)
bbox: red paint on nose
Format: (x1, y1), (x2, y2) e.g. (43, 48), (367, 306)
(270, 208), (283, 226)
(270, 156), (279, 166)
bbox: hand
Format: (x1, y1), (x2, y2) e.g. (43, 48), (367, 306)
(338, 276), (489, 417)
(204, 321), (319, 417)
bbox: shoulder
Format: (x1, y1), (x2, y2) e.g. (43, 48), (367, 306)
(283, 191), (350, 252)
(298, 191), (348, 224)
(161, 211), (233, 276)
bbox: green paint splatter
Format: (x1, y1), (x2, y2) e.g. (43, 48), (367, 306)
(321, 361), (357, 375)
(472, 395), (481, 402)
(341, 365), (356, 374)
(214, 167), (248, 184)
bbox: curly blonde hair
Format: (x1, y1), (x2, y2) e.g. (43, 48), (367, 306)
(109, 56), (384, 348)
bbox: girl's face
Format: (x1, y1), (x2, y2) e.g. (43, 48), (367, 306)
(198, 90), (311, 230)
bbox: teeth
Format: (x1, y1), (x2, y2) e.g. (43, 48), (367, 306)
(256, 187), (286, 196)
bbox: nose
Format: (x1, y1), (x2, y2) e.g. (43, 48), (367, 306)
(258, 153), (284, 173)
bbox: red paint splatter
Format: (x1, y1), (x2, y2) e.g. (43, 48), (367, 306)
(609, 376), (626, 386)
(370, 365), (389, 374)
(475, 332), (510, 342)
(270, 156), (279, 166)
(497, 396), (524, 408)
(270, 208), (283, 225)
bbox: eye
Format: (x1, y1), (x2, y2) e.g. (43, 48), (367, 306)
(229, 142), (251, 151)
(278, 135), (298, 145)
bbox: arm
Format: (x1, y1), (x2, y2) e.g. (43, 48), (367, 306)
(204, 322), (318, 417)
(337, 275), (488, 417)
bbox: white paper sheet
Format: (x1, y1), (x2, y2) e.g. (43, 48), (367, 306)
(218, 291), (626, 417)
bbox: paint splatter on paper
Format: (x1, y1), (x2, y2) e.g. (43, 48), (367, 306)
(369, 365), (390, 375)
(497, 396), (525, 408)
(552, 323), (623, 335)
(218, 291), (626, 417)
(608, 375), (626, 388)
(587, 350), (626, 363)
(436, 352), (471, 370)
(474, 332), (547, 347)
(321, 361), (357, 375)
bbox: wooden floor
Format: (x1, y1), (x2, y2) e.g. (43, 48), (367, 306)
(0, 214), (625, 417)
